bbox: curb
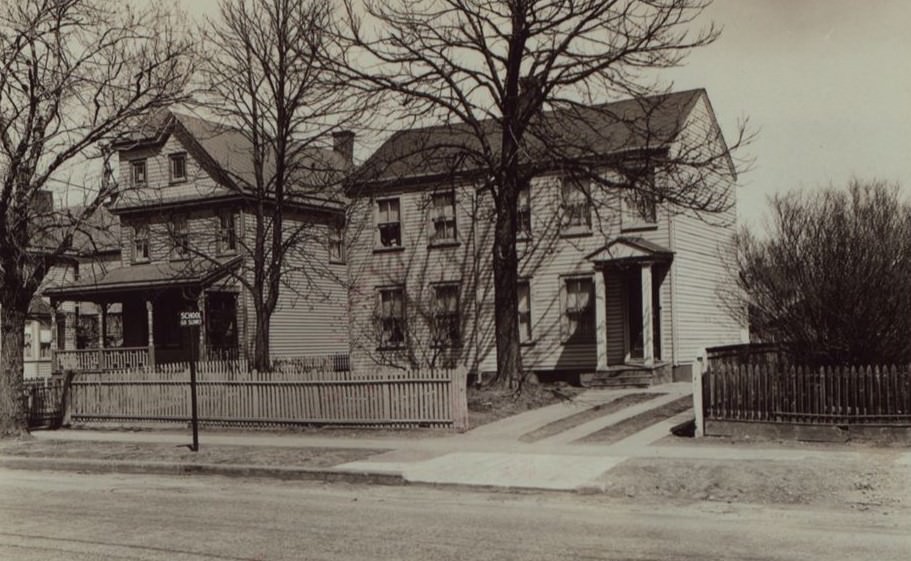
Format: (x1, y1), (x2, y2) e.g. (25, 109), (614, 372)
(0, 456), (406, 486)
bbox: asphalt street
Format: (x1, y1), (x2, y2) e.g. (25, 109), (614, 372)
(0, 468), (908, 561)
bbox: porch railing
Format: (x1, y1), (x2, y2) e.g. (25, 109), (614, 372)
(53, 346), (151, 372)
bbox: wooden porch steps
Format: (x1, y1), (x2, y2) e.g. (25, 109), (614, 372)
(579, 363), (672, 388)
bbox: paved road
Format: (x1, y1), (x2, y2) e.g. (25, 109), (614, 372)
(0, 469), (908, 561)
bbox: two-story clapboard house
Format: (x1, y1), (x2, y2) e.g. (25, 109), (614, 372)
(45, 111), (350, 369)
(347, 89), (747, 384)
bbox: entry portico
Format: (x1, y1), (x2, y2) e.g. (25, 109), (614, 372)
(586, 237), (673, 371)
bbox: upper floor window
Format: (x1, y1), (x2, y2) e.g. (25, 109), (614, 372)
(517, 184), (531, 240)
(171, 216), (189, 259)
(562, 276), (595, 343)
(432, 283), (460, 347)
(430, 191), (456, 245)
(169, 153), (187, 183)
(217, 212), (236, 254)
(376, 198), (401, 249)
(621, 189), (658, 229)
(561, 177), (591, 233)
(328, 221), (345, 263)
(376, 286), (406, 349)
(517, 279), (532, 344)
(130, 159), (147, 186)
(133, 224), (150, 262)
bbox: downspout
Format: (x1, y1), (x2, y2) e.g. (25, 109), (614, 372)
(668, 206), (678, 367)
(472, 189), (482, 384)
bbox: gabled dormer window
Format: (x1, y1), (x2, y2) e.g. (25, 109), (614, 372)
(169, 153), (187, 183)
(131, 159), (147, 186)
(133, 224), (150, 262)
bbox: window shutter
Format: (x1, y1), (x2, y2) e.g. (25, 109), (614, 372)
(559, 280), (569, 343)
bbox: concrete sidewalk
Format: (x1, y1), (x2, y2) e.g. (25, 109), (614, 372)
(12, 382), (910, 494)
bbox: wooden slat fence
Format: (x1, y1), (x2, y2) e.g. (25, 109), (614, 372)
(68, 360), (469, 430)
(703, 363), (911, 425)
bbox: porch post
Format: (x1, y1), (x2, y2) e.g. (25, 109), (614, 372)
(594, 268), (608, 371)
(641, 263), (654, 365)
(98, 302), (107, 370)
(146, 299), (156, 367)
(197, 292), (207, 362)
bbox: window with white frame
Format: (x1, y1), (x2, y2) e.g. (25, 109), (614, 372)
(376, 287), (406, 348)
(131, 159), (147, 186)
(563, 277), (595, 343)
(376, 198), (402, 248)
(430, 191), (457, 244)
(133, 223), (150, 261)
(517, 184), (531, 239)
(561, 177), (591, 232)
(217, 212), (236, 254)
(432, 284), (460, 347)
(621, 189), (658, 228)
(171, 216), (189, 258)
(328, 221), (345, 263)
(169, 153), (187, 183)
(517, 280), (532, 344)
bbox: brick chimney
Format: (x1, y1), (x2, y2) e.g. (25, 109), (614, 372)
(332, 130), (355, 166)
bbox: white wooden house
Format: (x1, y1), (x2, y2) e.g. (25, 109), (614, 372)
(346, 89), (747, 384)
(45, 111), (350, 369)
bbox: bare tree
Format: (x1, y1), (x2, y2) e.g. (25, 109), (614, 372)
(732, 180), (911, 365)
(0, 0), (194, 436)
(200, 0), (360, 371)
(336, 0), (748, 388)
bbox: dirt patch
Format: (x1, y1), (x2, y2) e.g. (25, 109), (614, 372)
(0, 439), (387, 468)
(468, 383), (583, 428)
(519, 393), (661, 443)
(596, 456), (911, 510)
(575, 395), (692, 444)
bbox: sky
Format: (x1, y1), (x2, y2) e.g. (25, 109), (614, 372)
(175, 0), (911, 230)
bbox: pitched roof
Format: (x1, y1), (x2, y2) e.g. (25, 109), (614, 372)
(356, 89), (706, 185)
(112, 110), (348, 207)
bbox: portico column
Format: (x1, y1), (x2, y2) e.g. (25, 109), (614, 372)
(641, 262), (654, 365)
(98, 303), (107, 349)
(594, 268), (608, 371)
(146, 300), (156, 367)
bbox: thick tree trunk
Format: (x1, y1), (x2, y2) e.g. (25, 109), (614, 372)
(0, 304), (29, 437)
(491, 178), (523, 389)
(251, 306), (271, 372)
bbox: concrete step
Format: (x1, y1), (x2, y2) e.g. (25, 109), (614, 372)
(580, 370), (655, 388)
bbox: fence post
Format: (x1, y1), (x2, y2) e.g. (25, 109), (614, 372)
(451, 367), (469, 432)
(692, 350), (706, 437)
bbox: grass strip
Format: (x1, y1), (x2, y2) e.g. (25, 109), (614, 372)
(519, 393), (662, 443)
(574, 395), (693, 444)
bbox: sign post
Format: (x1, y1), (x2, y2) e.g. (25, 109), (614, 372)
(180, 311), (202, 451)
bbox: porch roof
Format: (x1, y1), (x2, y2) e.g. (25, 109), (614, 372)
(44, 256), (242, 301)
(586, 237), (673, 265)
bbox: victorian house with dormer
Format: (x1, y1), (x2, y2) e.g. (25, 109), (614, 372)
(45, 112), (350, 370)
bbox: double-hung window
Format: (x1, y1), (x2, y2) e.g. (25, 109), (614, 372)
(430, 191), (457, 245)
(432, 284), (460, 347)
(217, 212), (236, 254)
(171, 217), (189, 259)
(377, 287), (406, 349)
(561, 177), (591, 233)
(376, 198), (402, 249)
(131, 159), (147, 187)
(169, 153), (187, 183)
(133, 224), (150, 262)
(563, 277), (595, 343)
(621, 190), (658, 229)
(328, 221), (345, 263)
(517, 185), (532, 239)
(517, 280), (532, 344)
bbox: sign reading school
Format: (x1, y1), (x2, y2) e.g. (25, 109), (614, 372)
(180, 311), (202, 327)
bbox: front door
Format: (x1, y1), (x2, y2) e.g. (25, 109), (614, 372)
(626, 271), (644, 360)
